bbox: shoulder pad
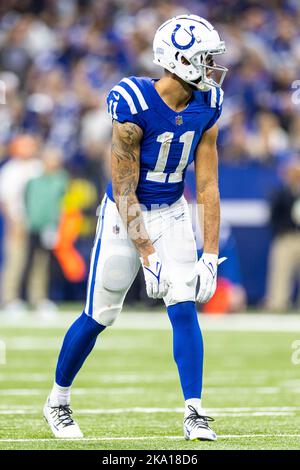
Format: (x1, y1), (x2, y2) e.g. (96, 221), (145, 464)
(107, 76), (149, 121)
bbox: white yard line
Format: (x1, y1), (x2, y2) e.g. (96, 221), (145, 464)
(1, 339), (141, 351)
(0, 410), (294, 417)
(0, 406), (298, 416)
(0, 387), (146, 396)
(1, 434), (300, 443)
(80, 411), (294, 417)
(1, 313), (300, 332)
(0, 371), (289, 387)
(1, 405), (300, 412)
(0, 372), (177, 382)
(0, 386), (282, 396)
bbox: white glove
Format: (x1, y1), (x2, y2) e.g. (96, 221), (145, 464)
(141, 252), (170, 299)
(186, 253), (227, 304)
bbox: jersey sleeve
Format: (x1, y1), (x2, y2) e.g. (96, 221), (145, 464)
(106, 77), (148, 130)
(204, 87), (224, 131)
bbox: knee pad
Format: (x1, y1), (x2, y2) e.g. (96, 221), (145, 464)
(92, 303), (123, 326)
(102, 254), (135, 291)
(89, 252), (137, 326)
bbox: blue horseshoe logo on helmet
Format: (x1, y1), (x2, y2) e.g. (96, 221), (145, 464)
(171, 24), (196, 50)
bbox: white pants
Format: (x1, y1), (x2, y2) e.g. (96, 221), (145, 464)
(84, 194), (197, 326)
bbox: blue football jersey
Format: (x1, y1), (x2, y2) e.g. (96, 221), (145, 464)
(106, 76), (223, 209)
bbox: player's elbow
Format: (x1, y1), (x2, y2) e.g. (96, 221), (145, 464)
(197, 181), (219, 206)
(112, 181), (137, 204)
(197, 178), (219, 198)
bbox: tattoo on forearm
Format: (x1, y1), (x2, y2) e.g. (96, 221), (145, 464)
(111, 121), (154, 258)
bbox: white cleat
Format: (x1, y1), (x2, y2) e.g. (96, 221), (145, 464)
(183, 405), (217, 441)
(43, 398), (83, 438)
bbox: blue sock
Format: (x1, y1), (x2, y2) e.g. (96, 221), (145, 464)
(167, 301), (204, 400)
(55, 312), (106, 387)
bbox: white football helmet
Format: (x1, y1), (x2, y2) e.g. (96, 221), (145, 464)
(153, 14), (227, 91)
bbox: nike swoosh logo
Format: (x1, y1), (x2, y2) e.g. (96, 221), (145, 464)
(113, 93), (120, 100)
(174, 212), (185, 220)
(202, 259), (216, 279)
(152, 234), (163, 245)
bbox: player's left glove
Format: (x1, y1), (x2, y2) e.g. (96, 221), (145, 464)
(186, 253), (227, 304)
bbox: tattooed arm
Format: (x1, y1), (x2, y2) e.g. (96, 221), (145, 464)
(111, 120), (155, 264)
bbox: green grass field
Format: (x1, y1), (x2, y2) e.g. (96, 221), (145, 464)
(0, 310), (300, 450)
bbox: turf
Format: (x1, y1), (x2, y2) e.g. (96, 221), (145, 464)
(0, 312), (300, 450)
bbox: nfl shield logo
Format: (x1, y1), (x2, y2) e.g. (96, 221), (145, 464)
(175, 115), (183, 125)
(113, 225), (120, 235)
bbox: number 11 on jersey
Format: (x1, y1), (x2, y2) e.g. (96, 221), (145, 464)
(146, 131), (195, 183)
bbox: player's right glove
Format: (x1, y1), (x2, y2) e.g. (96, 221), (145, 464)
(141, 252), (170, 299)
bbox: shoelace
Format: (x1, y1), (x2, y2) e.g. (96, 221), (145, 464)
(50, 405), (75, 428)
(184, 405), (214, 430)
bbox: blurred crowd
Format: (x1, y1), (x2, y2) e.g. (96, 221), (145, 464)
(0, 0), (299, 311)
(1, 0), (300, 166)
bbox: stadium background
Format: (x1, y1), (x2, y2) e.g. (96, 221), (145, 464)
(0, 0), (300, 311)
(1, 0), (300, 453)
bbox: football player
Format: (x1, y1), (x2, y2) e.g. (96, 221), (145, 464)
(44, 14), (227, 441)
